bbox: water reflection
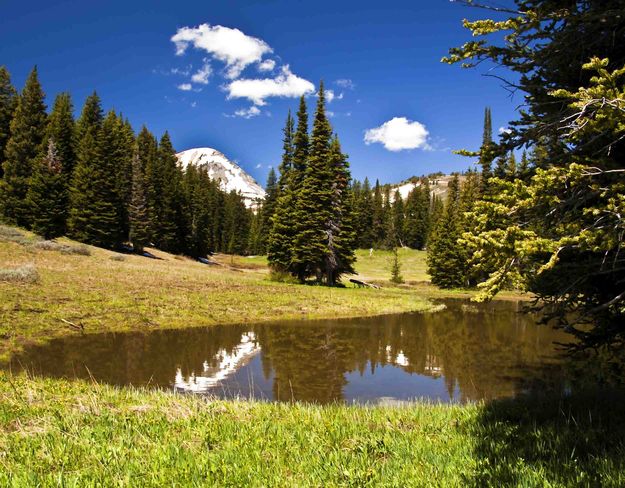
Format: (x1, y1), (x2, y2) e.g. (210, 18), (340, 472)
(8, 299), (583, 404)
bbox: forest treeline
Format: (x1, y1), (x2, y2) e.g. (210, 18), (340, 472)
(0, 68), (251, 257)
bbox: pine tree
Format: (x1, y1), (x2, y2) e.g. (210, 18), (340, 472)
(277, 111), (294, 192)
(268, 104), (308, 273)
(68, 92), (120, 247)
(372, 180), (385, 246)
(259, 167), (278, 252)
(494, 153), (508, 178)
(388, 190), (405, 248)
(0, 67), (47, 226)
(325, 135), (356, 284)
(291, 83), (334, 282)
(356, 177), (374, 248)
(403, 180), (430, 250)
(101, 111), (134, 240)
(427, 175), (466, 288)
(0, 66), (18, 178)
(154, 132), (185, 252)
(26, 139), (67, 239)
(517, 150), (531, 181)
(45, 93), (75, 175)
(390, 247), (404, 284)
(128, 147), (150, 254)
(479, 107), (494, 193)
(506, 152), (517, 179)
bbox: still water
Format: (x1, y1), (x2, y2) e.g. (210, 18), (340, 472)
(8, 299), (579, 404)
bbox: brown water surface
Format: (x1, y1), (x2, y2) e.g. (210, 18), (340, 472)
(8, 299), (580, 404)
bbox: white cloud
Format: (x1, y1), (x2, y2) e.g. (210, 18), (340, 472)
(258, 59), (276, 72)
(227, 106), (261, 119)
(499, 126), (512, 135)
(171, 66), (192, 76)
(322, 89), (343, 103)
(172, 24), (272, 79)
(364, 117), (430, 152)
(191, 101), (197, 108)
(178, 83), (193, 91)
(327, 111), (335, 118)
(335, 78), (355, 89)
(255, 163), (262, 169)
(226, 65), (315, 106)
(191, 62), (212, 84)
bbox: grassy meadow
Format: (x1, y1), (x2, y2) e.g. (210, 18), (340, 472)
(1, 373), (624, 487)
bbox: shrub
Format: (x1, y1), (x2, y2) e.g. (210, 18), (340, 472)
(32, 240), (91, 256)
(0, 264), (39, 284)
(61, 244), (91, 256)
(110, 254), (126, 262)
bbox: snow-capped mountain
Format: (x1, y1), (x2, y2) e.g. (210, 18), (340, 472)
(176, 147), (266, 205)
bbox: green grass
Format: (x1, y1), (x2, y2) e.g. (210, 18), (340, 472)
(352, 247), (430, 283)
(1, 373), (624, 487)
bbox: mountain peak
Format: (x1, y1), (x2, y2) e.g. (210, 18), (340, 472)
(176, 147), (266, 205)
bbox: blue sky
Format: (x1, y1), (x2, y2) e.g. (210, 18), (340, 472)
(0, 0), (519, 186)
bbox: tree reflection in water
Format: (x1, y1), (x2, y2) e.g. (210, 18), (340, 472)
(10, 299), (589, 404)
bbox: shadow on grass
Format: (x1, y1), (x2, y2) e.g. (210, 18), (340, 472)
(466, 389), (625, 487)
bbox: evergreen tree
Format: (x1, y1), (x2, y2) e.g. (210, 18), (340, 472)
(68, 92), (120, 247)
(101, 111), (134, 240)
(259, 167), (278, 252)
(517, 150), (530, 180)
(388, 190), (405, 248)
(26, 139), (66, 239)
(0, 66), (18, 178)
(429, 194), (444, 239)
(478, 107), (494, 193)
(493, 154), (508, 178)
(151, 132), (184, 252)
(128, 148), (150, 254)
(355, 177), (374, 248)
(427, 175), (466, 288)
(277, 111), (294, 192)
(45, 93), (75, 175)
(506, 152), (517, 178)
(291, 83), (334, 282)
(325, 135), (356, 284)
(371, 180), (385, 246)
(403, 180), (430, 250)
(0, 67), (47, 226)
(390, 247), (404, 284)
(268, 103), (308, 273)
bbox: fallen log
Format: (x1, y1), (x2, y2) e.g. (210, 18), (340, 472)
(349, 278), (380, 289)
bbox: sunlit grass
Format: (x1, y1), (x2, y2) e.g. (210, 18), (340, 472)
(1, 373), (623, 487)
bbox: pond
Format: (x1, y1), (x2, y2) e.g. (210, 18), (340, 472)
(8, 299), (583, 404)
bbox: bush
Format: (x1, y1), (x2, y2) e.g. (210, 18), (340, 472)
(268, 270), (300, 284)
(0, 225), (34, 246)
(0, 264), (39, 284)
(110, 254), (126, 262)
(32, 240), (91, 256)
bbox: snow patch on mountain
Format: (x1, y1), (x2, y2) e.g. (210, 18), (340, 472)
(176, 147), (266, 205)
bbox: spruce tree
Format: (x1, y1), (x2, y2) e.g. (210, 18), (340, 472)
(0, 67), (47, 227)
(371, 180), (385, 246)
(356, 177), (374, 248)
(277, 111), (294, 192)
(427, 175), (466, 288)
(268, 105), (308, 273)
(291, 83), (334, 282)
(325, 135), (356, 284)
(259, 167), (278, 252)
(517, 150), (531, 181)
(506, 152), (517, 179)
(0, 66), (18, 178)
(45, 93), (76, 175)
(26, 139), (67, 239)
(479, 107), (494, 193)
(388, 190), (405, 248)
(68, 92), (120, 247)
(128, 148), (150, 254)
(403, 180), (430, 250)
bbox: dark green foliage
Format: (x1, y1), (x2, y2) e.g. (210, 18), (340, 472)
(0, 66), (18, 178)
(268, 108), (306, 272)
(268, 85), (356, 285)
(222, 190), (251, 255)
(68, 92), (120, 247)
(387, 190), (404, 248)
(0, 67), (47, 227)
(128, 148), (150, 254)
(403, 180), (430, 250)
(26, 140), (67, 239)
(257, 167), (278, 253)
(45, 93), (76, 176)
(390, 247), (403, 284)
(371, 180), (385, 246)
(479, 107), (494, 192)
(353, 177), (374, 248)
(427, 175), (467, 288)
(101, 111), (134, 240)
